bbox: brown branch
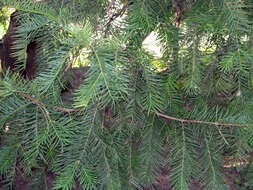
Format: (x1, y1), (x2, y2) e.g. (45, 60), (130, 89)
(101, 107), (106, 130)
(105, 2), (131, 30)
(153, 111), (249, 127)
(171, 0), (187, 27)
(62, 58), (74, 76)
(61, 52), (77, 78)
(223, 155), (249, 168)
(52, 106), (80, 113)
(18, 91), (51, 125)
(106, 0), (116, 13)
(18, 91), (40, 106)
(18, 91), (79, 113)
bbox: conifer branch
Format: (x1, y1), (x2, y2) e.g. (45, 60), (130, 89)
(1, 1), (252, 187)
(15, 92), (250, 127)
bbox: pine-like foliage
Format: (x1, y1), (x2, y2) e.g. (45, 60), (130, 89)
(0, 0), (253, 189)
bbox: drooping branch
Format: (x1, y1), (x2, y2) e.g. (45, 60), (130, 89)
(17, 91), (250, 127)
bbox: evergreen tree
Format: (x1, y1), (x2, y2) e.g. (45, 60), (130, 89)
(0, 0), (253, 189)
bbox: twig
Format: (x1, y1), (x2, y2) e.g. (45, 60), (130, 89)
(18, 91), (79, 113)
(101, 107), (106, 130)
(171, 0), (187, 27)
(61, 52), (77, 78)
(18, 91), (41, 106)
(62, 58), (74, 76)
(52, 106), (80, 113)
(18, 91), (51, 125)
(106, 0), (116, 13)
(105, 2), (131, 29)
(153, 111), (249, 127)
(223, 155), (249, 168)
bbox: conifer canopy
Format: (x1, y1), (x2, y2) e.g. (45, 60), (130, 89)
(0, 0), (253, 189)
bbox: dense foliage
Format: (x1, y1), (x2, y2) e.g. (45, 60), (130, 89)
(0, 0), (253, 189)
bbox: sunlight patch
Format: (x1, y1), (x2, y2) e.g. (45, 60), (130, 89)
(142, 31), (163, 58)
(0, 7), (15, 39)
